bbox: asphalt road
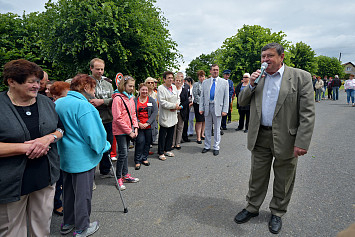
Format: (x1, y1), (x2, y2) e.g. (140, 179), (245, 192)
(50, 90), (354, 237)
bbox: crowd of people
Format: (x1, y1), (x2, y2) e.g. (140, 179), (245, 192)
(312, 74), (355, 106)
(0, 42), (352, 236)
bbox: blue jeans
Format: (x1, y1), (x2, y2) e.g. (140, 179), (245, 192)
(315, 89), (322, 101)
(322, 85), (327, 98)
(134, 129), (152, 164)
(333, 87), (339, 100)
(346, 89), (355, 103)
(115, 135), (130, 178)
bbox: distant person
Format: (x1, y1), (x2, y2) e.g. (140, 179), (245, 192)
(192, 70), (206, 144)
(89, 58), (114, 180)
(221, 69), (234, 129)
(331, 75), (341, 100)
(235, 73), (251, 133)
(45, 80), (55, 100)
(235, 43), (315, 234)
(38, 71), (49, 95)
(172, 74), (188, 149)
(314, 76), (324, 102)
(328, 77), (333, 100)
(184, 77), (195, 137)
(157, 71), (181, 160)
(199, 64), (229, 156)
(344, 74), (355, 106)
(50, 81), (70, 101)
(145, 77), (159, 146)
(322, 75), (328, 99)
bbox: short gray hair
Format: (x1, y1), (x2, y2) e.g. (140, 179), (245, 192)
(261, 43), (284, 56)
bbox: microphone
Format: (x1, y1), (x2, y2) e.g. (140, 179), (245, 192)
(254, 62), (268, 85)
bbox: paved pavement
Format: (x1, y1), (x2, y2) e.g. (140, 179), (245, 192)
(50, 91), (354, 236)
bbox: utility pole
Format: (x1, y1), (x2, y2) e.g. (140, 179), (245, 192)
(339, 52), (342, 62)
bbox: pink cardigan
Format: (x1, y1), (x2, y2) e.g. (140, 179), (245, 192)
(112, 92), (138, 136)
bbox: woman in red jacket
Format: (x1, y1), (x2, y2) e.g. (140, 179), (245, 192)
(112, 76), (139, 191)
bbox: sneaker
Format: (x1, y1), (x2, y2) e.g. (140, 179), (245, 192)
(73, 221), (99, 236)
(115, 178), (126, 191)
(123, 174), (139, 183)
(100, 172), (114, 179)
(92, 181), (96, 191)
(111, 156), (117, 161)
(60, 223), (75, 235)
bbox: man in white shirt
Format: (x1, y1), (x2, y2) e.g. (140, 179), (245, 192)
(199, 64), (229, 156)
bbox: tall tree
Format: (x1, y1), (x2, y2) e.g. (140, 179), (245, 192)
(289, 42), (317, 74)
(316, 55), (344, 78)
(185, 50), (220, 81)
(40, 0), (181, 82)
(217, 25), (290, 82)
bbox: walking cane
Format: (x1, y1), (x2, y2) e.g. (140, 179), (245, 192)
(108, 154), (128, 213)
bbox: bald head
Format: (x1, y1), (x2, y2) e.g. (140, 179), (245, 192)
(40, 71), (49, 91)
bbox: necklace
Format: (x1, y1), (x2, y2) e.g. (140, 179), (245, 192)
(7, 91), (35, 116)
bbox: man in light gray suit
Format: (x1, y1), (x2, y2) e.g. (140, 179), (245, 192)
(234, 43), (315, 234)
(199, 64), (229, 156)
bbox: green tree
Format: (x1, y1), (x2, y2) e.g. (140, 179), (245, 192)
(217, 25), (290, 82)
(316, 55), (344, 78)
(0, 12), (45, 91)
(40, 0), (181, 82)
(289, 42), (317, 74)
(185, 50), (220, 81)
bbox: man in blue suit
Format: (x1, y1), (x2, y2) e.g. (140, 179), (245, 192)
(221, 69), (234, 129)
(199, 64), (229, 156)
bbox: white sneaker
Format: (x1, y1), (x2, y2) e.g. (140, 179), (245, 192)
(92, 181), (96, 191)
(73, 221), (99, 236)
(111, 156), (117, 161)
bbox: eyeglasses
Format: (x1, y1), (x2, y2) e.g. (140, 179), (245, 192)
(146, 82), (154, 84)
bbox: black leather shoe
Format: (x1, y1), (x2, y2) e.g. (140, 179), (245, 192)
(213, 150), (219, 156)
(196, 140), (202, 144)
(268, 215), (282, 234)
(234, 209), (259, 224)
(175, 146), (181, 150)
(235, 128), (242, 131)
(244, 129), (248, 133)
(221, 127), (227, 130)
(202, 148), (210, 153)
(220, 131), (224, 135)
(142, 161), (150, 166)
(135, 164), (141, 170)
(182, 138), (191, 142)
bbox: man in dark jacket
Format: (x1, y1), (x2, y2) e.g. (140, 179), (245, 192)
(331, 75), (342, 100)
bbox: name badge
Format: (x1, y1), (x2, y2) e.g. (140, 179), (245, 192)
(147, 103), (153, 106)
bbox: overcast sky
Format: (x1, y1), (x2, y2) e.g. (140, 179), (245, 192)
(1, 0), (355, 72)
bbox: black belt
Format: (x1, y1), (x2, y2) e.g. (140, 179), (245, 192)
(260, 125), (272, 130)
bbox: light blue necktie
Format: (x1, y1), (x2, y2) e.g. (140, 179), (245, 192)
(210, 78), (216, 101)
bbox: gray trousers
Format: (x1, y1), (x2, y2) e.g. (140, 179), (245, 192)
(204, 103), (222, 150)
(63, 167), (95, 232)
(246, 127), (298, 217)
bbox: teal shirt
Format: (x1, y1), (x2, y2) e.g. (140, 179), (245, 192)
(55, 91), (110, 173)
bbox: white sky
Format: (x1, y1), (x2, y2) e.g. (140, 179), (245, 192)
(1, 0), (355, 71)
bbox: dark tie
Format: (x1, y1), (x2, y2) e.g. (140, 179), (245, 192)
(210, 78), (216, 101)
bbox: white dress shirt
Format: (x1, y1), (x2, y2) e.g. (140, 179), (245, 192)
(210, 77), (220, 103)
(261, 64), (285, 126)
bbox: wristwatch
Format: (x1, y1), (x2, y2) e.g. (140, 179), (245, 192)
(51, 134), (58, 143)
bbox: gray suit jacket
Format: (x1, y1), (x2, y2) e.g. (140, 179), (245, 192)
(199, 77), (229, 116)
(238, 65), (315, 158)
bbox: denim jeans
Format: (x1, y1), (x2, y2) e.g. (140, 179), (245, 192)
(134, 129), (152, 164)
(115, 135), (130, 178)
(322, 85), (327, 98)
(346, 89), (355, 103)
(315, 89), (322, 101)
(333, 87), (339, 100)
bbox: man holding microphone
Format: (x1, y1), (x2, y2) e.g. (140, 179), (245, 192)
(234, 43), (315, 234)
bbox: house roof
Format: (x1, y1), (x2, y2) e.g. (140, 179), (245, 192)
(342, 62), (355, 67)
